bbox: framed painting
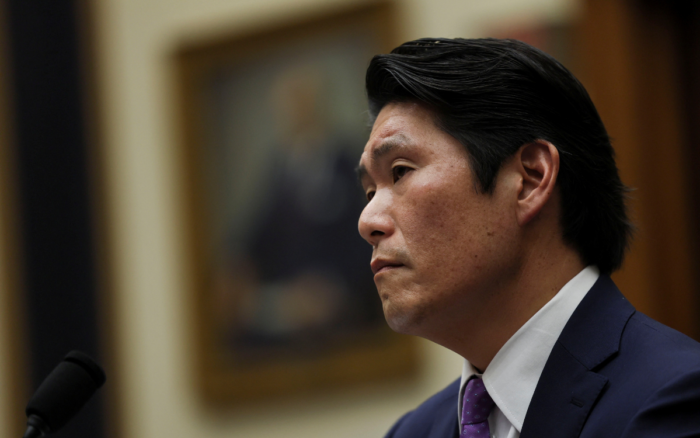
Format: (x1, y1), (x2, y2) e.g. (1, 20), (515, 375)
(175, 1), (416, 406)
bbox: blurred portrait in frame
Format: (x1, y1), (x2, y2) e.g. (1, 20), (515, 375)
(175, 1), (416, 406)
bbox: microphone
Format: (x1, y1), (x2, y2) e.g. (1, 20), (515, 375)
(23, 351), (106, 438)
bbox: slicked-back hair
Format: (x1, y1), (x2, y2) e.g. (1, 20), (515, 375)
(366, 38), (632, 275)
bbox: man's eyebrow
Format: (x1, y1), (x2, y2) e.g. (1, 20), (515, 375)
(372, 135), (409, 161)
(356, 134), (411, 184)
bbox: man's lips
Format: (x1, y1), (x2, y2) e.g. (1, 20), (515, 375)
(371, 258), (405, 275)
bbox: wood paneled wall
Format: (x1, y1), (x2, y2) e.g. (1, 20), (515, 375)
(579, 0), (699, 338)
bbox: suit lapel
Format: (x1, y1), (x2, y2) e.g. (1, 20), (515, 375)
(520, 276), (635, 438)
(519, 342), (608, 438)
(425, 382), (460, 438)
(428, 409), (459, 438)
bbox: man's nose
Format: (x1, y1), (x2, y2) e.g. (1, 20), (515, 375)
(358, 190), (394, 247)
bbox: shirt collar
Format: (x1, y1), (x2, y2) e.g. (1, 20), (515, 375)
(459, 266), (600, 431)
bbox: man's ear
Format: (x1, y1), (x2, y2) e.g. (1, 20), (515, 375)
(515, 140), (560, 226)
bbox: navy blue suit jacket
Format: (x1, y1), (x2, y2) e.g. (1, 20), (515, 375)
(385, 275), (700, 438)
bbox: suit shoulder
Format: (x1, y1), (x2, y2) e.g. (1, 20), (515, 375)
(597, 310), (700, 407)
(385, 379), (460, 438)
(624, 311), (700, 365)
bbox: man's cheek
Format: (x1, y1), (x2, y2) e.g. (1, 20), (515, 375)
(402, 202), (457, 247)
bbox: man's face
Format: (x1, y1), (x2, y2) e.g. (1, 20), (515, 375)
(358, 102), (521, 336)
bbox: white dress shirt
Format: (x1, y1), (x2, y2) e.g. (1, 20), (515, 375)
(458, 266), (600, 438)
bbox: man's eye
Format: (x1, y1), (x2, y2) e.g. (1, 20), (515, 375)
(366, 191), (375, 201)
(392, 166), (411, 183)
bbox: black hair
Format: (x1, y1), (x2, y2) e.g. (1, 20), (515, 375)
(366, 38), (632, 275)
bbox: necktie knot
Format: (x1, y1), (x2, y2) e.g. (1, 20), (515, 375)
(460, 377), (494, 437)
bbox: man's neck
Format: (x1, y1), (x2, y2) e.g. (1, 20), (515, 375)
(428, 243), (585, 371)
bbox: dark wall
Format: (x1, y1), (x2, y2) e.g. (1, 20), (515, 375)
(5, 0), (105, 436)
(677, 1), (700, 312)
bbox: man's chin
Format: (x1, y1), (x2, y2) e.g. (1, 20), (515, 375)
(382, 300), (429, 336)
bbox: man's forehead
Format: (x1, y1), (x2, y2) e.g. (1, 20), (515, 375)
(358, 102), (432, 179)
(363, 101), (433, 157)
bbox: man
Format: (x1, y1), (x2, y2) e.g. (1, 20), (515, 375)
(357, 38), (700, 438)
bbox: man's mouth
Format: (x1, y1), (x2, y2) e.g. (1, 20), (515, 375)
(371, 258), (404, 275)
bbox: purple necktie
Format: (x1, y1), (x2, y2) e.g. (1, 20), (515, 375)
(460, 377), (495, 438)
